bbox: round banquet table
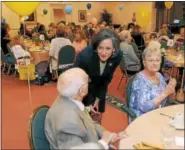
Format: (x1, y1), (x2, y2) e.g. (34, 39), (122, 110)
(119, 104), (184, 149)
(30, 50), (49, 65)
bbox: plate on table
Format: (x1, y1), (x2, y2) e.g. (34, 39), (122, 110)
(169, 119), (184, 130)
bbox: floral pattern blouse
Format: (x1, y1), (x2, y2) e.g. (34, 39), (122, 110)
(129, 71), (168, 119)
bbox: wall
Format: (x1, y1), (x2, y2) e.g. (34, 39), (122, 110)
(1, 1), (156, 37)
(104, 2), (156, 32)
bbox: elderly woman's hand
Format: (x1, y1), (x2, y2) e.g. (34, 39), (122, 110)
(164, 78), (177, 96)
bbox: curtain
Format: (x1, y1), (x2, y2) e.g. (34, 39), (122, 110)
(155, 2), (184, 31)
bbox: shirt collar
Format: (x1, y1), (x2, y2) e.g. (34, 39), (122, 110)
(71, 99), (84, 111)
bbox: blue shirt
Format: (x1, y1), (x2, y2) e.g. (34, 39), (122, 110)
(129, 71), (168, 120)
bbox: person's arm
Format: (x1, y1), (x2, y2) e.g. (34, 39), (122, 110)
(127, 45), (140, 63)
(49, 39), (55, 57)
(56, 113), (109, 149)
(131, 78), (165, 113)
(131, 42), (141, 58)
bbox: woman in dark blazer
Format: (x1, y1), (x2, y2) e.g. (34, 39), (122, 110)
(74, 29), (123, 122)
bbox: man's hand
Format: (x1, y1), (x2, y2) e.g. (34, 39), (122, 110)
(101, 131), (117, 144)
(111, 131), (129, 143)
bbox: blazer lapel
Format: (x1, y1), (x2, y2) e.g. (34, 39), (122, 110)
(102, 60), (113, 76)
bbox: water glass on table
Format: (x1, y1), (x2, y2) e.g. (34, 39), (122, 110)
(161, 125), (175, 149)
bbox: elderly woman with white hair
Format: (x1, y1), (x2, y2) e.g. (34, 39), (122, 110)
(129, 44), (177, 122)
(119, 30), (141, 74)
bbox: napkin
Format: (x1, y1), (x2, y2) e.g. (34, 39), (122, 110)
(133, 142), (164, 149)
(175, 137), (184, 147)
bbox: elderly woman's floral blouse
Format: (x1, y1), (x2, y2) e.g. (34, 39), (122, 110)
(129, 71), (168, 119)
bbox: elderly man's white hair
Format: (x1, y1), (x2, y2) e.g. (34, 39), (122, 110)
(57, 68), (88, 98)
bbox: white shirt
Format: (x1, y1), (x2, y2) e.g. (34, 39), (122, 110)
(49, 37), (72, 60)
(11, 45), (30, 59)
(71, 99), (109, 149)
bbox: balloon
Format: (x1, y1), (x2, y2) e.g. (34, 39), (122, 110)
(87, 3), (92, 10)
(165, 2), (174, 9)
(92, 17), (98, 25)
(4, 2), (40, 16)
(136, 6), (151, 28)
(65, 5), (72, 14)
(42, 9), (48, 15)
(119, 4), (124, 11)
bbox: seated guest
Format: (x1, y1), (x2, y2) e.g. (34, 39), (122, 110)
(72, 31), (87, 55)
(158, 29), (169, 41)
(176, 27), (184, 42)
(65, 25), (74, 42)
(19, 23), (32, 38)
(11, 36), (31, 65)
(127, 23), (135, 32)
(45, 68), (126, 149)
(131, 25), (146, 52)
(1, 22), (11, 55)
(49, 28), (72, 72)
(161, 24), (172, 38)
(84, 22), (94, 40)
(119, 30), (141, 74)
(129, 44), (176, 122)
(47, 22), (56, 42)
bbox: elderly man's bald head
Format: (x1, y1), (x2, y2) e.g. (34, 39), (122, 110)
(57, 68), (88, 98)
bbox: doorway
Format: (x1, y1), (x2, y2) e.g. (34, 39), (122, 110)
(53, 9), (65, 24)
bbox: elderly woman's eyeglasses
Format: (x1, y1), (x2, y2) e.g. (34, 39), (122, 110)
(145, 59), (161, 63)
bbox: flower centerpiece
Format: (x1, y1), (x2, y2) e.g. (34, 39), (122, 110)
(175, 41), (184, 50)
(32, 33), (41, 46)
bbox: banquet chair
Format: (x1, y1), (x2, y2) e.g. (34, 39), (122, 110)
(121, 75), (137, 123)
(117, 59), (138, 89)
(1, 49), (8, 73)
(6, 44), (17, 75)
(57, 45), (76, 75)
(28, 105), (50, 150)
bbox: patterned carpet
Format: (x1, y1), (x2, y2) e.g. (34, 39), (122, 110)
(106, 94), (126, 112)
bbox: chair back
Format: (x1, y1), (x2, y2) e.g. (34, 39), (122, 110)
(29, 105), (50, 150)
(125, 76), (136, 108)
(58, 45), (75, 67)
(6, 44), (17, 65)
(1, 50), (7, 63)
(120, 59), (128, 77)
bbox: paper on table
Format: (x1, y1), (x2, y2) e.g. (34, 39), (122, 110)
(175, 137), (184, 147)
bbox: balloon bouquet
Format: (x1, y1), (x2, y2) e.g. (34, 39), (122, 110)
(4, 2), (40, 110)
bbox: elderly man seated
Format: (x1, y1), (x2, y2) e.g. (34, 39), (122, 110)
(45, 68), (127, 149)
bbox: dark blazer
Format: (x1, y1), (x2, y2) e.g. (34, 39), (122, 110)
(74, 45), (123, 112)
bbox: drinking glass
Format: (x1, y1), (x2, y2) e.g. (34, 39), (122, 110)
(161, 125), (175, 149)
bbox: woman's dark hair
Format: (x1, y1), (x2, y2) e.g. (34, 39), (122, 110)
(127, 23), (135, 30)
(91, 29), (120, 52)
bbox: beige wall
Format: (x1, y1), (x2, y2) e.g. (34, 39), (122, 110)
(104, 2), (156, 32)
(1, 1), (156, 37)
